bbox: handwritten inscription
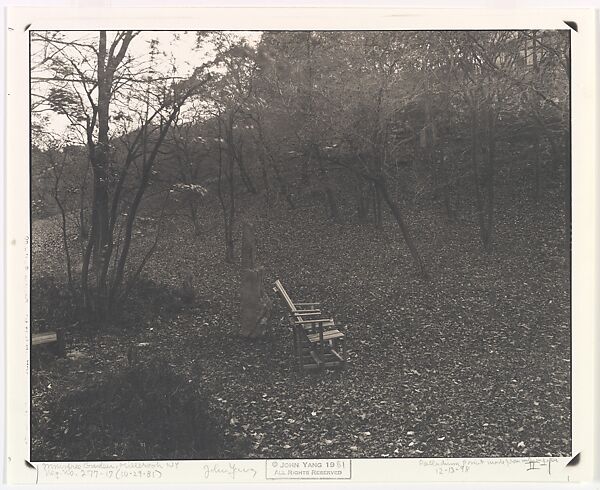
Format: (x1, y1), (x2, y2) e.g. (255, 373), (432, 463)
(203, 463), (257, 480)
(419, 457), (559, 477)
(38, 461), (260, 483)
(35, 457), (565, 483)
(40, 461), (177, 482)
(524, 458), (554, 474)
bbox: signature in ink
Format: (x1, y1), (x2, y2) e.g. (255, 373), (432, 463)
(203, 463), (257, 480)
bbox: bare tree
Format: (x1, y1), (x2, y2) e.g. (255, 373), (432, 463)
(32, 31), (212, 320)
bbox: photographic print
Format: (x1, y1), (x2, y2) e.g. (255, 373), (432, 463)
(28, 27), (572, 462)
(5, 6), (597, 485)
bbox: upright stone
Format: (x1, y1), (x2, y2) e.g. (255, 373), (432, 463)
(240, 221), (271, 338)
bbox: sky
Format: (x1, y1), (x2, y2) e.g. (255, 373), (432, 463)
(31, 30), (263, 145)
(127, 30), (262, 77)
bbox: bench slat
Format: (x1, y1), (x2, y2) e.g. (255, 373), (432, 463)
(293, 317), (335, 325)
(274, 280), (297, 312)
(294, 310), (321, 316)
(307, 330), (345, 343)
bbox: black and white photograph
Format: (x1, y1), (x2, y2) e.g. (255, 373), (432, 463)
(26, 25), (576, 464)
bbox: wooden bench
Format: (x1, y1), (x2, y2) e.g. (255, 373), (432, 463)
(32, 330), (66, 356)
(273, 280), (345, 371)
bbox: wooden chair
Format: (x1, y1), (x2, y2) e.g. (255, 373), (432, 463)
(273, 280), (345, 371)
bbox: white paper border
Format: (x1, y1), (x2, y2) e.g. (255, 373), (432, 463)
(4, 5), (598, 485)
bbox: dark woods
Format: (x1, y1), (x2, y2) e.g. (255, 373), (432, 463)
(31, 30), (570, 323)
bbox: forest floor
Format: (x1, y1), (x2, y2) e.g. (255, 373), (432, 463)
(30, 191), (571, 461)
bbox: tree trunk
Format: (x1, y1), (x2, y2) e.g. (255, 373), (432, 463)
(241, 221), (256, 270)
(235, 142), (257, 194)
(80, 30), (136, 319)
(258, 154), (271, 207)
(54, 195), (74, 292)
(356, 176), (369, 223)
(470, 104), (491, 251)
(373, 183), (383, 227)
(545, 130), (561, 179)
(314, 148), (341, 224)
(376, 178), (428, 279)
(92, 31), (112, 312)
(324, 186), (341, 223)
(254, 117), (295, 209)
(483, 105), (496, 252)
(271, 160), (295, 210)
(533, 130), (542, 202)
(189, 201), (201, 236)
(451, 155), (461, 221)
(79, 170), (89, 241)
(109, 106), (183, 308)
(225, 225), (235, 263)
(217, 114), (236, 264)
(439, 149), (454, 222)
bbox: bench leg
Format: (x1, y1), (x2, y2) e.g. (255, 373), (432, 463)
(293, 329), (304, 371)
(338, 337), (345, 359)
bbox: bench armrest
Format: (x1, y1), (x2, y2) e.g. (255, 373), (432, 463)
(293, 318), (334, 325)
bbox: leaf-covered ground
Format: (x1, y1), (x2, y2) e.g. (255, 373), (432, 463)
(30, 192), (570, 460)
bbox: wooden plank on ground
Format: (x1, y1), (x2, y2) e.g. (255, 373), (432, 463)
(32, 332), (58, 346)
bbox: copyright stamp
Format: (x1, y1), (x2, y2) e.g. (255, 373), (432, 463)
(266, 459), (351, 480)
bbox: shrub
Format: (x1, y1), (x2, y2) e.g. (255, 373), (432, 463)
(32, 359), (229, 460)
(30, 276), (79, 333)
